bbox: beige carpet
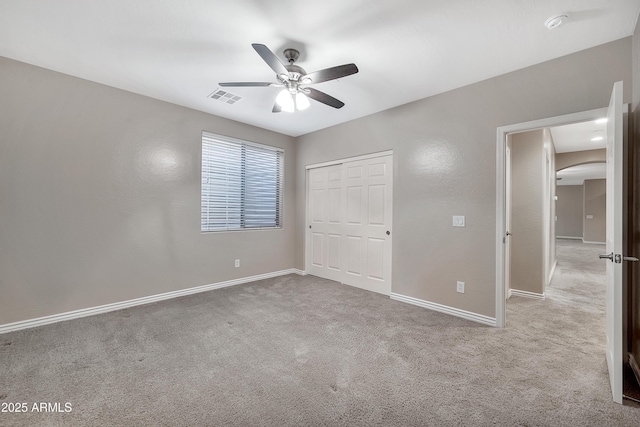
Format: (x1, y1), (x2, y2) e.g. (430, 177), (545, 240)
(1, 239), (639, 426)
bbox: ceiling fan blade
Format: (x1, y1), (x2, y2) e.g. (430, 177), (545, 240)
(272, 102), (282, 113)
(218, 82), (277, 87)
(305, 63), (358, 84)
(305, 88), (345, 109)
(252, 43), (288, 76)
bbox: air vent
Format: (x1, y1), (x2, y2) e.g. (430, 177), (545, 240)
(208, 89), (242, 104)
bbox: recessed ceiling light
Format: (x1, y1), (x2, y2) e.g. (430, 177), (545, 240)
(544, 14), (568, 29)
(591, 136), (604, 142)
(595, 118), (608, 124)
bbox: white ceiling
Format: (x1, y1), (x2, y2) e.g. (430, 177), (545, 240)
(0, 1), (639, 137)
(550, 119), (608, 153)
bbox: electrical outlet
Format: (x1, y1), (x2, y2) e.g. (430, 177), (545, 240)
(235, 259), (240, 268)
(457, 281), (465, 293)
(452, 216), (465, 227)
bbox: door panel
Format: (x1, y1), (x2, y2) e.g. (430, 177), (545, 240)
(311, 233), (323, 267)
(327, 234), (342, 271)
(367, 238), (385, 280)
(346, 236), (363, 275)
(368, 185), (385, 225)
(347, 187), (362, 224)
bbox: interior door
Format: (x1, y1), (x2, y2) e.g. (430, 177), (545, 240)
(342, 155), (393, 295)
(602, 81), (623, 404)
(308, 164), (344, 282)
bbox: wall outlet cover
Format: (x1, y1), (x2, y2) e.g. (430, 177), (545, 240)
(453, 216), (465, 227)
(457, 281), (465, 293)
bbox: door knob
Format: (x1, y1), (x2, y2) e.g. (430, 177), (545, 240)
(599, 253), (614, 261)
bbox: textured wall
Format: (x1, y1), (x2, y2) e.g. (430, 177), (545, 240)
(583, 179), (607, 243)
(556, 149), (606, 171)
(0, 57), (297, 325)
(556, 186), (584, 238)
(295, 38), (632, 318)
(510, 130), (544, 294)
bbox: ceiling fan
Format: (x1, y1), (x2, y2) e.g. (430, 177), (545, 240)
(219, 43), (359, 113)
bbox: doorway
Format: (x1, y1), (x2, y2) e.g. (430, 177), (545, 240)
(497, 82), (628, 404)
(496, 107), (609, 326)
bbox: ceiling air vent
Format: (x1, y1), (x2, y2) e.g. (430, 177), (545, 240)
(208, 89), (242, 104)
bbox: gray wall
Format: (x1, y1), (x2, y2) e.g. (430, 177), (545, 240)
(0, 38), (633, 326)
(556, 186), (584, 238)
(556, 149), (606, 171)
(583, 179), (607, 243)
(509, 129), (548, 295)
(0, 57), (297, 325)
(295, 38), (632, 318)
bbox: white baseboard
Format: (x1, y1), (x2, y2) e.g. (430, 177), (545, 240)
(510, 289), (545, 300)
(582, 240), (605, 245)
(557, 236), (583, 240)
(0, 269), (302, 335)
(293, 269), (307, 276)
(390, 293), (496, 327)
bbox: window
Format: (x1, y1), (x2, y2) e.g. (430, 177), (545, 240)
(201, 132), (283, 232)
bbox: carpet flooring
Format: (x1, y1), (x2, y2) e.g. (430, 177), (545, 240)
(1, 239), (639, 426)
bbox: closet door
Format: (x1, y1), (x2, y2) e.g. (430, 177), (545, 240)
(308, 164), (344, 282)
(342, 155), (392, 295)
(306, 154), (393, 295)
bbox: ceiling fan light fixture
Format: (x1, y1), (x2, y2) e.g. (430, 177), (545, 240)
(276, 89), (294, 112)
(296, 92), (310, 110)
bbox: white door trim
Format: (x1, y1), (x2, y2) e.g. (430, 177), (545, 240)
(495, 107), (608, 328)
(305, 150), (394, 170)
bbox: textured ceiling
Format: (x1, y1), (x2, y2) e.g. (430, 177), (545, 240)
(0, 0), (639, 136)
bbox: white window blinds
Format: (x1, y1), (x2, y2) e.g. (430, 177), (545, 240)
(201, 132), (284, 232)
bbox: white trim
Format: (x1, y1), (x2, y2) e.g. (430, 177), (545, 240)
(305, 150), (393, 170)
(510, 289), (546, 300)
(293, 269), (307, 276)
(582, 240), (606, 245)
(548, 259), (557, 285)
(390, 293), (496, 327)
(557, 236), (583, 240)
(0, 269), (298, 335)
(496, 107), (608, 328)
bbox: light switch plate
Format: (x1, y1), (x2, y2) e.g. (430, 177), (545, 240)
(453, 216), (465, 227)
(457, 281), (465, 293)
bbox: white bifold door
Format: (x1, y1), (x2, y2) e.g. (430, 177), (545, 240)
(307, 154), (393, 295)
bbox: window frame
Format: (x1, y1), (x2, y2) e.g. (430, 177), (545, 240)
(201, 131), (284, 233)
